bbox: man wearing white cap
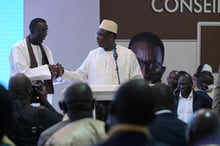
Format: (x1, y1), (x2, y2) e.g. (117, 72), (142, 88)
(57, 19), (143, 120)
(58, 19), (142, 85)
(55, 20), (143, 121)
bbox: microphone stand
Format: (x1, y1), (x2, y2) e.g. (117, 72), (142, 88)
(113, 48), (120, 85)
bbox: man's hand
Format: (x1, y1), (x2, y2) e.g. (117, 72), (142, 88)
(48, 64), (64, 78)
(48, 64), (58, 78)
(55, 63), (64, 77)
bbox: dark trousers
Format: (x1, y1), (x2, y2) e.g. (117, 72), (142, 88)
(95, 101), (112, 121)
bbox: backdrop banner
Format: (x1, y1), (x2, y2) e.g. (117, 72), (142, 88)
(100, 0), (220, 40)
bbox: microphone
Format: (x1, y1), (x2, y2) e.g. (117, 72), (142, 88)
(113, 48), (120, 84)
(113, 48), (118, 61)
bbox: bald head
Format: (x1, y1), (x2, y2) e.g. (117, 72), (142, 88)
(111, 79), (155, 125)
(152, 83), (176, 111)
(8, 73), (32, 97)
(64, 82), (93, 103)
(64, 82), (94, 119)
(187, 109), (220, 145)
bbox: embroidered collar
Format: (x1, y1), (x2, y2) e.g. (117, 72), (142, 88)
(107, 123), (152, 140)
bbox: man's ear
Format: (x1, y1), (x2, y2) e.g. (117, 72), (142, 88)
(61, 102), (68, 113)
(58, 101), (64, 111)
(91, 98), (96, 110)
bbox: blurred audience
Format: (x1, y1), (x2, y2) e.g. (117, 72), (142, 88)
(197, 71), (214, 98)
(8, 73), (62, 146)
(45, 82), (106, 146)
(95, 79), (168, 146)
(186, 109), (220, 146)
(192, 64), (213, 90)
(149, 83), (187, 146)
(167, 70), (179, 93)
(38, 87), (69, 146)
(0, 84), (15, 146)
(174, 71), (212, 123)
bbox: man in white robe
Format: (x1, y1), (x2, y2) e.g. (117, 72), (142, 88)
(9, 18), (61, 103)
(10, 37), (54, 81)
(60, 19), (143, 85)
(58, 19), (143, 121)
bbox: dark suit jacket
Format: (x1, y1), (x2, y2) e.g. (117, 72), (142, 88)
(10, 100), (62, 146)
(95, 131), (169, 146)
(174, 90), (212, 112)
(149, 112), (187, 146)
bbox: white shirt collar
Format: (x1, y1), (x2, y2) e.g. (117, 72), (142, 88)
(179, 90), (193, 99)
(155, 109), (172, 115)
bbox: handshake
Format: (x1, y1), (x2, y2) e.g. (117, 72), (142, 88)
(48, 63), (64, 79)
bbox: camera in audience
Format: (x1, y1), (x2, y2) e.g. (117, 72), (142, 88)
(31, 81), (43, 103)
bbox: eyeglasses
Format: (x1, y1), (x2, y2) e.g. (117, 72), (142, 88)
(37, 29), (51, 35)
(137, 58), (163, 73)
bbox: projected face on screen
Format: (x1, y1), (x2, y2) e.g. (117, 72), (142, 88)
(129, 32), (165, 84)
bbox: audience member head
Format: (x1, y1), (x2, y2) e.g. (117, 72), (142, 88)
(58, 87), (69, 121)
(63, 82), (95, 121)
(0, 84), (14, 142)
(96, 19), (117, 51)
(193, 64), (213, 90)
(128, 32), (165, 84)
(29, 18), (48, 45)
(110, 79), (155, 126)
(186, 109), (220, 146)
(194, 64), (213, 78)
(178, 71), (193, 98)
(152, 83), (176, 112)
(167, 70), (179, 91)
(197, 71), (214, 93)
(8, 73), (32, 103)
(58, 87), (67, 113)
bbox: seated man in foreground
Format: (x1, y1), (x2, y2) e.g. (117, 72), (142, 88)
(8, 73), (62, 146)
(95, 79), (168, 146)
(45, 82), (107, 146)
